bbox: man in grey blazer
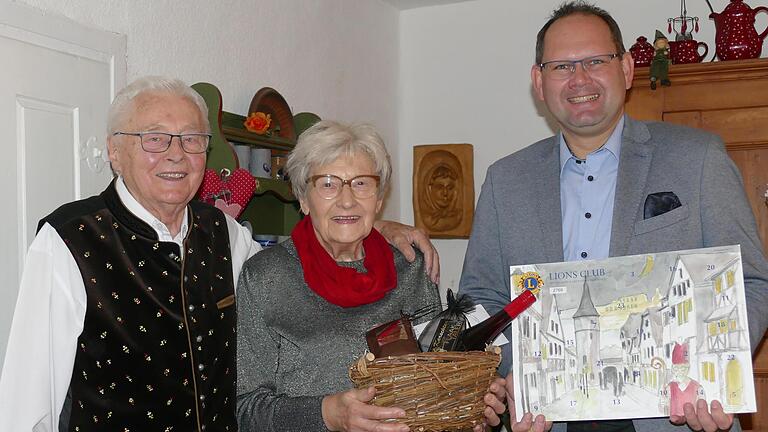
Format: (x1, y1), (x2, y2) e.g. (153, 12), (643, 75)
(459, 2), (768, 432)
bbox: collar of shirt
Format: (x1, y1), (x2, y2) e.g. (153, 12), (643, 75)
(558, 115), (625, 262)
(115, 176), (189, 248)
(558, 115), (625, 174)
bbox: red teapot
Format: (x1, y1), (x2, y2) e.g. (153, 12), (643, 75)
(709, 0), (768, 60)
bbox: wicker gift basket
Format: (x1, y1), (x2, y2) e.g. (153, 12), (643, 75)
(348, 348), (501, 432)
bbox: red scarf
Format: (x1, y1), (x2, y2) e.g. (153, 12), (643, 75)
(291, 216), (397, 308)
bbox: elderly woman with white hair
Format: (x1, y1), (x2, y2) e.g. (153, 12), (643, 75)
(235, 120), (506, 432)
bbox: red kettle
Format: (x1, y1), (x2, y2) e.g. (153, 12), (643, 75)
(709, 0), (768, 60)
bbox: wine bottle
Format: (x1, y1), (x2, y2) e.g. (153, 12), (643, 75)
(454, 289), (537, 351)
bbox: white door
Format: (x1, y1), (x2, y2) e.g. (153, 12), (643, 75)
(0, 3), (126, 366)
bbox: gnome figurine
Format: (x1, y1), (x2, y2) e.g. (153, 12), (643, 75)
(650, 30), (671, 90)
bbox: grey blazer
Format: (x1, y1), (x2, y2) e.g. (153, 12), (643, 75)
(459, 116), (768, 432)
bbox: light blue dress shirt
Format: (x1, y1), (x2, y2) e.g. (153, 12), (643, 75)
(559, 116), (624, 262)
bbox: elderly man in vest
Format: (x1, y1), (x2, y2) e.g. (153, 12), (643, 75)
(0, 76), (438, 431)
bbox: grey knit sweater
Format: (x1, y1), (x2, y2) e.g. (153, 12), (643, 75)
(236, 239), (440, 432)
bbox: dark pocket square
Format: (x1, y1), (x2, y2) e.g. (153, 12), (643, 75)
(644, 192), (682, 219)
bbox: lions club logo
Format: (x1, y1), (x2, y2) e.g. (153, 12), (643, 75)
(518, 272), (543, 295)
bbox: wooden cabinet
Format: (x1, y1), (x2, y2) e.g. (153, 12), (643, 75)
(625, 58), (768, 431)
(192, 83), (318, 236)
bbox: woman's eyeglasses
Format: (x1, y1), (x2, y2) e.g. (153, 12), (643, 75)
(308, 174), (380, 199)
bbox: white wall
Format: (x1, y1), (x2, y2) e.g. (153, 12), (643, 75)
(13, 0), (403, 220)
(398, 0), (733, 296)
(10, 0), (766, 294)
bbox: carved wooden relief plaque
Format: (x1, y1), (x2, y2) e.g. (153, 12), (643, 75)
(413, 144), (474, 238)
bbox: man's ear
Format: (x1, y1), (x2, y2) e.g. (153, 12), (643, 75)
(531, 64), (545, 101)
(621, 52), (635, 90)
(107, 136), (121, 175)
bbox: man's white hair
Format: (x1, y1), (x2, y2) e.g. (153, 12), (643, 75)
(107, 76), (209, 134)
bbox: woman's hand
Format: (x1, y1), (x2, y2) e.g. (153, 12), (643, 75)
(506, 372), (552, 432)
(322, 387), (410, 432)
(473, 376), (508, 432)
(374, 220), (439, 284)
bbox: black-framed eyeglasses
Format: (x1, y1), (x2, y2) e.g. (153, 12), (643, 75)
(538, 53), (621, 79)
(113, 131), (212, 154)
(308, 174), (380, 200)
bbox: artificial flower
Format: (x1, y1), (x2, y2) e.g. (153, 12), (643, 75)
(245, 112), (272, 134)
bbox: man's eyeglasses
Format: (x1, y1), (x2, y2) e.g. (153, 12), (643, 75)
(113, 131), (212, 154)
(538, 53), (621, 79)
(308, 174), (380, 200)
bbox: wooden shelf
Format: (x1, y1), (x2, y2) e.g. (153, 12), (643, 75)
(221, 111), (295, 151)
(192, 82), (317, 236)
(253, 177), (296, 203)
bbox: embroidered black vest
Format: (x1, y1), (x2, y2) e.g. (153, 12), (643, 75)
(42, 180), (237, 431)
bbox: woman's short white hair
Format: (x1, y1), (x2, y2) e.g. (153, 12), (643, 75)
(107, 76), (209, 135)
(286, 120), (392, 201)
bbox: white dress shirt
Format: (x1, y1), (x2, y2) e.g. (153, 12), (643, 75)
(0, 177), (261, 431)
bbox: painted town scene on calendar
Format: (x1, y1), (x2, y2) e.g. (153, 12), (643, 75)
(510, 245), (756, 421)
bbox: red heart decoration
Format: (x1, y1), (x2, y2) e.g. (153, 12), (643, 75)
(197, 168), (256, 219)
